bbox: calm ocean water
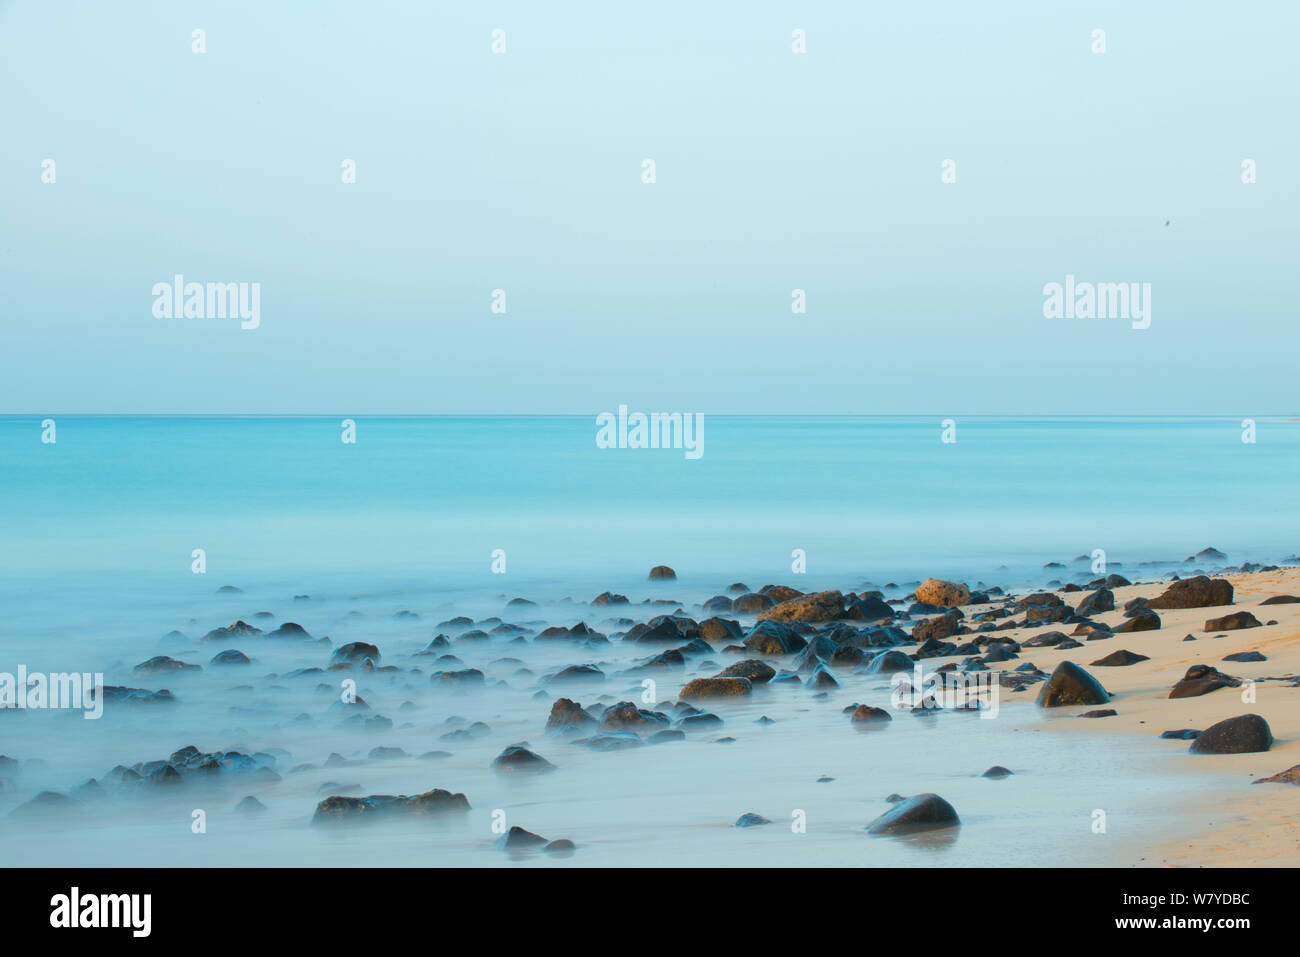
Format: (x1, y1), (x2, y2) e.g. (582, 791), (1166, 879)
(0, 415), (1293, 866)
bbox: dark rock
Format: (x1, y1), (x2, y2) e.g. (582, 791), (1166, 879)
(1036, 661), (1110, 707)
(1169, 664), (1240, 699)
(492, 746), (555, 773)
(1147, 576), (1233, 610)
(1203, 611), (1261, 632)
(1189, 714), (1273, 754)
(714, 659), (776, 683)
(680, 677), (752, 700)
(735, 812), (771, 828)
(648, 565), (677, 580)
(865, 793), (960, 835)
(312, 788), (470, 823)
(1114, 609), (1160, 632)
(1090, 649), (1149, 667)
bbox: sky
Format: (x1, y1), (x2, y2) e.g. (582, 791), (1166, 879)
(1, 1), (1296, 414)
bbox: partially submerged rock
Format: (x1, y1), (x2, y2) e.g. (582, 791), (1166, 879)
(866, 793), (960, 835)
(312, 788), (470, 823)
(680, 677), (753, 700)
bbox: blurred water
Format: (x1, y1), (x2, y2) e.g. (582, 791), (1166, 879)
(0, 415), (1292, 865)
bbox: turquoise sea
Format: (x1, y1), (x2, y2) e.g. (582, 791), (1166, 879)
(0, 415), (1294, 866)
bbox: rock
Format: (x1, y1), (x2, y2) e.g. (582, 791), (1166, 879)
(1090, 649), (1149, 667)
(714, 659), (776, 683)
(600, 701), (670, 733)
(492, 746), (555, 773)
(1203, 611), (1261, 631)
(680, 677), (753, 700)
(209, 649), (250, 666)
(544, 664), (605, 684)
(914, 579), (970, 608)
(234, 795), (266, 814)
(732, 592), (776, 614)
(1081, 708), (1117, 718)
(734, 812), (771, 828)
(758, 590), (845, 623)
(267, 622), (312, 639)
(431, 668), (486, 686)
(1189, 714), (1273, 754)
(850, 704), (892, 724)
(1114, 609), (1160, 632)
(846, 594), (894, 622)
(591, 592), (630, 606)
(981, 766), (1013, 779)
(648, 565), (677, 580)
(496, 826), (548, 849)
(1036, 661), (1110, 707)
(1075, 588), (1115, 616)
(1169, 664), (1240, 699)
(865, 650), (914, 674)
(330, 642), (381, 665)
(1252, 765), (1300, 785)
(11, 791), (80, 819)
(1260, 595), (1300, 605)
(544, 839), (577, 854)
(742, 620), (807, 655)
(312, 788), (470, 823)
(865, 793), (960, 835)
(1223, 651), (1267, 663)
(911, 610), (962, 641)
(698, 617), (743, 643)
(761, 585), (804, 603)
(546, 698), (597, 732)
(1160, 729), (1201, 740)
(132, 655), (200, 676)
(1146, 576), (1233, 610)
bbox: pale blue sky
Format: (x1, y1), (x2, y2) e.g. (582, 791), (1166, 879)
(1, 1), (1296, 413)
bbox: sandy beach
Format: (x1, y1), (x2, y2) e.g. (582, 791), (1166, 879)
(978, 567), (1300, 867)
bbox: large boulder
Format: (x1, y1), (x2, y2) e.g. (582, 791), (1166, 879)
(758, 590), (845, 623)
(1189, 714), (1273, 754)
(914, 579), (970, 608)
(1036, 661), (1110, 707)
(648, 565), (677, 580)
(865, 793), (960, 835)
(1146, 576), (1233, 610)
